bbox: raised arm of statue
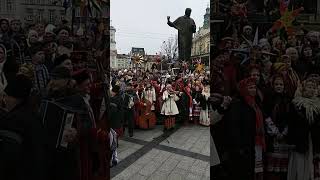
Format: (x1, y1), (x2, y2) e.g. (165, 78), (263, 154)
(167, 16), (177, 29)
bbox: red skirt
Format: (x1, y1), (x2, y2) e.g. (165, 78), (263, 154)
(192, 104), (201, 117)
(114, 128), (124, 139)
(164, 117), (175, 129)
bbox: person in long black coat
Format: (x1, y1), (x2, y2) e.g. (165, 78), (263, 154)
(0, 74), (47, 180)
(123, 80), (136, 137)
(224, 77), (266, 180)
(175, 79), (190, 125)
(109, 85), (124, 138)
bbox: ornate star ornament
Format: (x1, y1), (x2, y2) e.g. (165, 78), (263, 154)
(271, 6), (304, 34)
(132, 55), (144, 64)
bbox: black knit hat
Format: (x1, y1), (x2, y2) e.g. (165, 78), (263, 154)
(54, 54), (70, 67)
(72, 69), (90, 84)
(4, 74), (32, 99)
(112, 85), (120, 94)
(51, 66), (71, 80)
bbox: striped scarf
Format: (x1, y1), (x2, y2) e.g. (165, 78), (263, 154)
(33, 64), (50, 96)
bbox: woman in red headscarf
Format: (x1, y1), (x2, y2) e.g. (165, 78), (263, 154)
(224, 77), (266, 180)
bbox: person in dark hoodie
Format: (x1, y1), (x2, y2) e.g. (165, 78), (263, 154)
(0, 74), (47, 180)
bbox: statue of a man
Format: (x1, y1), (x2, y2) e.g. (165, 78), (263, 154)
(167, 8), (196, 63)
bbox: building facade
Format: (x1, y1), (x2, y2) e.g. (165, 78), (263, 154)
(0, 0), (65, 24)
(191, 6), (210, 67)
(0, 0), (109, 28)
(110, 25), (118, 69)
(116, 54), (132, 70)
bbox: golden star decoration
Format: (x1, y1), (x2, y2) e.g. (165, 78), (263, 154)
(195, 63), (204, 73)
(132, 55), (144, 64)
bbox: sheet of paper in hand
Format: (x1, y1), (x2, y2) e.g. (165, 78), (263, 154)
(60, 113), (75, 148)
(40, 100), (77, 149)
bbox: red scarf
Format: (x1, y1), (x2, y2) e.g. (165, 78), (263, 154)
(184, 86), (193, 108)
(239, 78), (266, 151)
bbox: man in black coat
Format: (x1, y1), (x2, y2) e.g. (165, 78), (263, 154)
(123, 80), (136, 137)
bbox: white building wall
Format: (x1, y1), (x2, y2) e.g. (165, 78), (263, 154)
(110, 26), (118, 69)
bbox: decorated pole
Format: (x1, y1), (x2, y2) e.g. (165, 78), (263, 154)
(71, 0), (75, 35)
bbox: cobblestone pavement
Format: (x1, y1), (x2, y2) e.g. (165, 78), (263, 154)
(111, 124), (210, 180)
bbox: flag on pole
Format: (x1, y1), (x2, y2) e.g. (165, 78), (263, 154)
(253, 27), (259, 47)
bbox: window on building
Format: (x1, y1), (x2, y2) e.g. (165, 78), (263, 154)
(49, 10), (55, 23)
(38, 9), (44, 22)
(6, 0), (13, 11)
(75, 7), (80, 17)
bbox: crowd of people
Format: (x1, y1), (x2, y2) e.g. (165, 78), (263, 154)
(0, 17), (110, 180)
(109, 65), (211, 140)
(210, 18), (320, 180)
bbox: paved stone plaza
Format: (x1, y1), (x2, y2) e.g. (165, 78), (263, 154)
(111, 125), (210, 180)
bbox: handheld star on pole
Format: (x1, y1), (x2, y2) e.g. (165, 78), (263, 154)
(271, 5), (304, 35)
(132, 54), (144, 65)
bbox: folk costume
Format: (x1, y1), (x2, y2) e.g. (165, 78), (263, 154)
(143, 83), (156, 111)
(161, 84), (179, 130)
(225, 77), (266, 180)
(192, 85), (202, 124)
(199, 85), (210, 126)
(287, 79), (320, 180)
(263, 75), (292, 180)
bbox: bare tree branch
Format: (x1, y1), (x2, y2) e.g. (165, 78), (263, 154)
(161, 35), (178, 62)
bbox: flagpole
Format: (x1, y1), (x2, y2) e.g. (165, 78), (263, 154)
(71, 0), (75, 35)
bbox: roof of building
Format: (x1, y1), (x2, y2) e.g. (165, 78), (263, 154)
(117, 54), (130, 58)
(131, 47), (145, 55)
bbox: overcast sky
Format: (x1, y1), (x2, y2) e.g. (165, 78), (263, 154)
(111, 0), (209, 55)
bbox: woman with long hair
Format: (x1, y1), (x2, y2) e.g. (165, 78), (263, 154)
(264, 74), (292, 180)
